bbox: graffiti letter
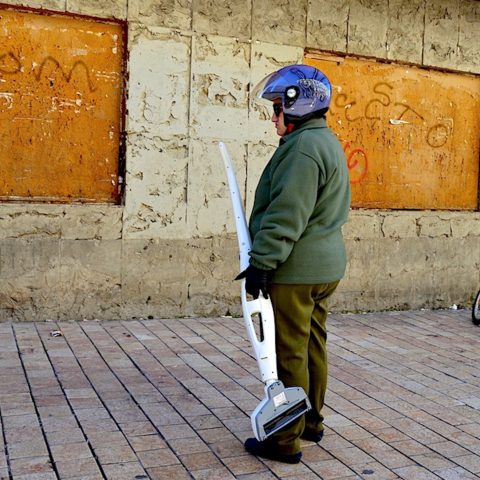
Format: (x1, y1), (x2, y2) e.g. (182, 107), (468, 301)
(365, 82), (393, 120)
(34, 56), (97, 92)
(0, 52), (21, 74)
(344, 142), (368, 184)
(427, 123), (449, 148)
(395, 103), (424, 122)
(335, 93), (362, 122)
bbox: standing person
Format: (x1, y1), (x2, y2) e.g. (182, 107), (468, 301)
(238, 64), (351, 464)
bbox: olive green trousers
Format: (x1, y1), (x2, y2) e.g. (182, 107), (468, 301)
(266, 281), (340, 455)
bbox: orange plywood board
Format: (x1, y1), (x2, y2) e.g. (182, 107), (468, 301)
(305, 53), (480, 210)
(0, 8), (124, 202)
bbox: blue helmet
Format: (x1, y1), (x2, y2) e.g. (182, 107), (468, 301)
(252, 64), (331, 120)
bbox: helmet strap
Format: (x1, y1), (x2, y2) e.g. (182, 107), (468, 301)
(284, 108), (329, 134)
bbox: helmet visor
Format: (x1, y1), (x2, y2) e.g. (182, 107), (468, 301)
(251, 71), (284, 105)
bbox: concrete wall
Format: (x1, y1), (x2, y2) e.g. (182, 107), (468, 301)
(0, 0), (479, 320)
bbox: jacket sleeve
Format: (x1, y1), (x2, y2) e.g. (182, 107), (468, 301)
(249, 151), (321, 270)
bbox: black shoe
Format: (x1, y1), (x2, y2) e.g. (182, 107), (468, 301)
(244, 438), (302, 464)
(300, 429), (324, 443)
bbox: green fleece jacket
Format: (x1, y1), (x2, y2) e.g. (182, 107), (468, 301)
(249, 117), (351, 284)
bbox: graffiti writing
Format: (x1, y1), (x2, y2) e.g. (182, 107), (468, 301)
(427, 123), (449, 148)
(343, 141), (368, 184)
(0, 52), (21, 74)
(0, 52), (96, 92)
(0, 92), (14, 110)
(333, 82), (450, 148)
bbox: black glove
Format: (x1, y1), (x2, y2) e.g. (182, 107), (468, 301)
(235, 265), (272, 299)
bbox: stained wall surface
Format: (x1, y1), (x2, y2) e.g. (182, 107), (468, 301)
(0, 0), (479, 321)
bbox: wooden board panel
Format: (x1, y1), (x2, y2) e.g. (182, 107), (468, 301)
(0, 8), (124, 203)
(305, 53), (480, 210)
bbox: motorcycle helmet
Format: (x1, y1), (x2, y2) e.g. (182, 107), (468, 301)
(252, 64), (331, 125)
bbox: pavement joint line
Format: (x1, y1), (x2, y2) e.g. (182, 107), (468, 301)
(107, 319), (244, 477)
(76, 320), (203, 477)
(10, 323), (60, 479)
(55, 321), (152, 476)
(0, 385), (13, 480)
(33, 321), (118, 480)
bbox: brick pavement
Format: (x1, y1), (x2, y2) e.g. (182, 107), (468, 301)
(0, 309), (479, 480)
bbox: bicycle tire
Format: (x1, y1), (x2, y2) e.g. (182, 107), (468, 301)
(473, 289), (480, 326)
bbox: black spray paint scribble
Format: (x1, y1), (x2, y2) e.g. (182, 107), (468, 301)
(0, 52), (97, 92)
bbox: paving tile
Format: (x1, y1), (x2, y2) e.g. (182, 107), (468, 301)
(450, 454), (480, 473)
(94, 445), (138, 464)
(34, 395), (70, 408)
(13, 473), (58, 480)
(187, 415), (223, 430)
(86, 430), (129, 448)
(411, 452), (456, 471)
(137, 448), (180, 468)
(3, 414), (40, 430)
(62, 475), (104, 480)
(81, 417), (119, 433)
(44, 427), (86, 446)
(304, 459), (356, 479)
(9, 456), (53, 477)
(73, 408), (112, 421)
(434, 466), (480, 480)
(146, 464), (191, 480)
(129, 434), (167, 452)
(428, 441), (471, 458)
(1, 404), (36, 416)
(50, 441), (93, 461)
(222, 454), (268, 476)
(168, 437), (210, 458)
(301, 445), (335, 464)
(371, 449), (415, 469)
(374, 428), (411, 443)
(37, 406), (72, 417)
(190, 466), (237, 479)
(393, 465), (442, 479)
(7, 438), (49, 459)
(158, 423), (196, 440)
(41, 414), (80, 432)
(119, 421), (158, 436)
(209, 436), (245, 458)
(234, 472), (276, 479)
(101, 461), (147, 479)
(351, 461), (400, 480)
(329, 446), (375, 466)
(179, 452), (223, 471)
(54, 457), (103, 479)
(389, 439), (433, 456)
(197, 427), (237, 444)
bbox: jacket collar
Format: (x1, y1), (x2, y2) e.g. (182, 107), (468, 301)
(279, 117), (327, 145)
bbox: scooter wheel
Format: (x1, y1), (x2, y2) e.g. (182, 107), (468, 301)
(472, 290), (480, 326)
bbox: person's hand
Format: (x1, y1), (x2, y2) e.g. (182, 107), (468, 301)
(235, 265), (272, 299)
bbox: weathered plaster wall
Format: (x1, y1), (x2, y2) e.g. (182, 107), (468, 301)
(0, 0), (479, 320)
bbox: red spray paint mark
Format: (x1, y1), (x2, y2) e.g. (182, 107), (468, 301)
(343, 142), (368, 184)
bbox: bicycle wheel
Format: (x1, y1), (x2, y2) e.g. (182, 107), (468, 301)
(472, 290), (480, 326)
